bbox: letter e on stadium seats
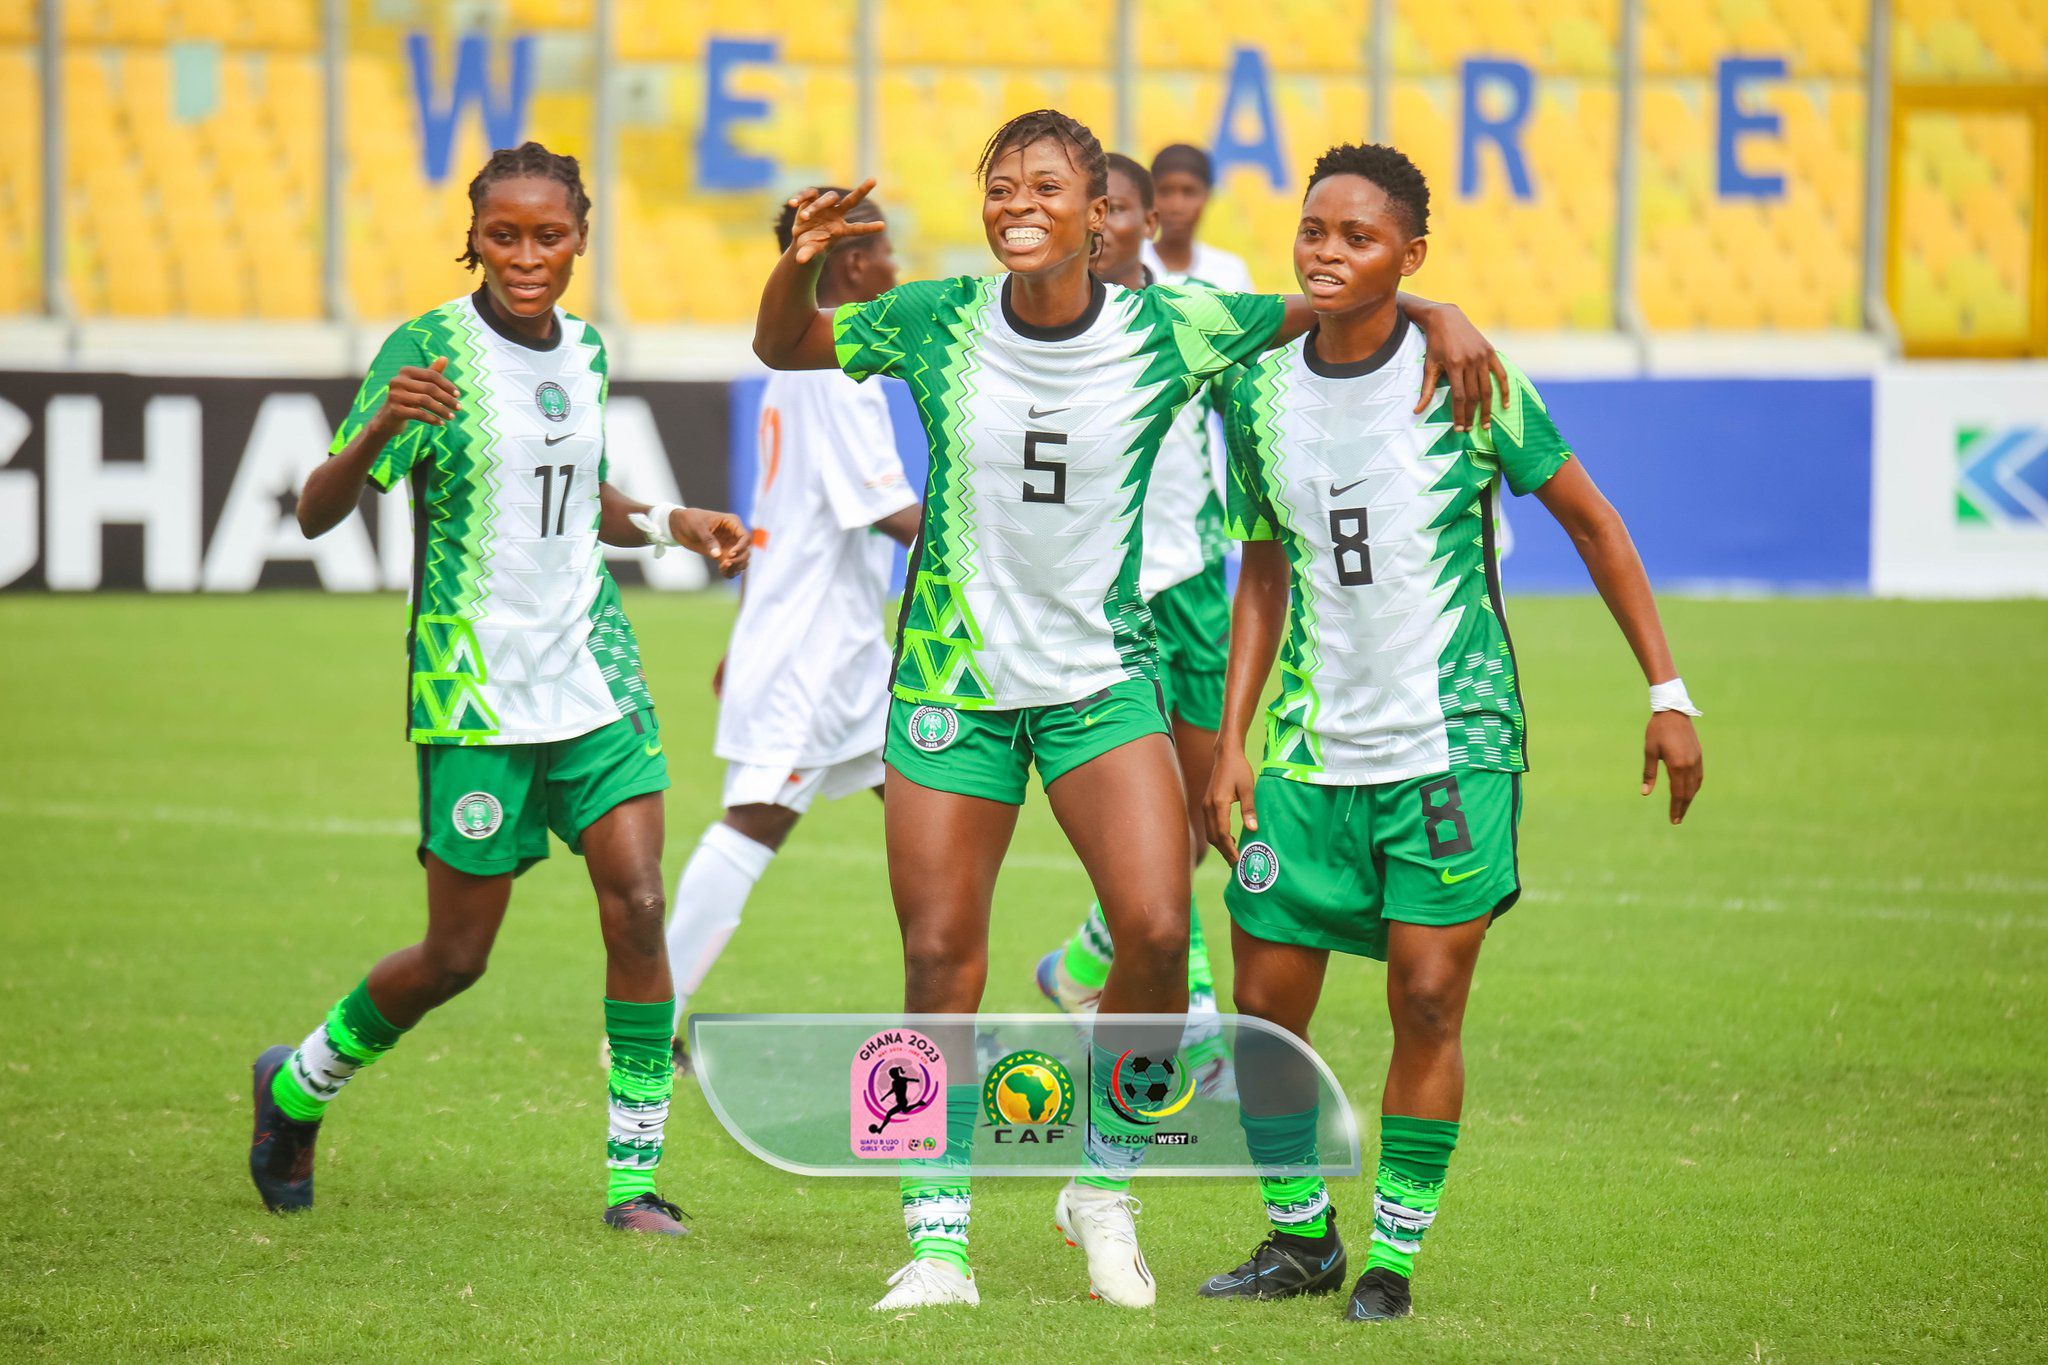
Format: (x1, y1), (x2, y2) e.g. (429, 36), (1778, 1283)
(1716, 57), (1786, 200)
(698, 38), (779, 192)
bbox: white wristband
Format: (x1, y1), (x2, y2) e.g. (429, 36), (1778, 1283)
(1649, 677), (1701, 717)
(630, 502), (687, 556)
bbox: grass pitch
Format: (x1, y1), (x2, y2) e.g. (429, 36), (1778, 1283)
(1, 592), (2044, 1361)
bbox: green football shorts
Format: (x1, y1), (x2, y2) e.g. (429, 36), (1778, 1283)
(884, 677), (1171, 806)
(1150, 563), (1228, 732)
(1224, 769), (1522, 961)
(415, 709), (671, 877)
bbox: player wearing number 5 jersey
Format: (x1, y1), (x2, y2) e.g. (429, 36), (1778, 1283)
(1198, 144), (1704, 1323)
(245, 143), (749, 1240)
(661, 192), (921, 1063)
(757, 111), (1509, 1313)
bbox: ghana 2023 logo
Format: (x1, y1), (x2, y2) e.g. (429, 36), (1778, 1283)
(849, 1028), (947, 1159)
(982, 1049), (1074, 1146)
(1105, 1048), (1198, 1146)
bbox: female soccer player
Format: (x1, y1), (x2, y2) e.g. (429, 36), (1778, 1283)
(757, 112), (1508, 1311)
(248, 141), (748, 1237)
(1143, 143), (1255, 291)
(661, 191), (920, 1062)
(1199, 144), (1703, 1321)
(1039, 154), (1510, 1099)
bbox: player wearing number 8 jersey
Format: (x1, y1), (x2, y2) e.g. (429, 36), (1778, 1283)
(1199, 144), (1704, 1323)
(757, 113), (1510, 1313)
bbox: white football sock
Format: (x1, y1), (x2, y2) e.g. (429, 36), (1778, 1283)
(667, 820), (777, 1026)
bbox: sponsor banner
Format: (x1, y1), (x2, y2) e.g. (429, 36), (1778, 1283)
(1500, 377), (1875, 593)
(689, 1011), (1362, 1178)
(1873, 363), (2048, 598)
(0, 372), (730, 592)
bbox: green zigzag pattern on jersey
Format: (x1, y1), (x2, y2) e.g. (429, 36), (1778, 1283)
(1105, 288), (1252, 674)
(895, 279), (995, 708)
(1241, 360), (1330, 782)
(410, 304), (504, 744)
(1418, 359), (1551, 769)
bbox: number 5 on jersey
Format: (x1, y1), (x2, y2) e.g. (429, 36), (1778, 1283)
(1022, 430), (1067, 504)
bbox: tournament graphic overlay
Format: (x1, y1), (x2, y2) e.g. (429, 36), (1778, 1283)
(849, 1028), (947, 1158)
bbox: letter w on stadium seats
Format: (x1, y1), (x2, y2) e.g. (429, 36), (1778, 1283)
(408, 33), (535, 184)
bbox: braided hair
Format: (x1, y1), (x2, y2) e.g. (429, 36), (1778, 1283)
(975, 109), (1108, 199)
(457, 141), (592, 271)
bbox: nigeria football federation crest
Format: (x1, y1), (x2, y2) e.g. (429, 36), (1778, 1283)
(451, 791), (503, 839)
(906, 705), (958, 752)
(1237, 841), (1279, 893)
(534, 381), (571, 423)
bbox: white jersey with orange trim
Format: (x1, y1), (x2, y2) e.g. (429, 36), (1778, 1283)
(714, 368), (917, 771)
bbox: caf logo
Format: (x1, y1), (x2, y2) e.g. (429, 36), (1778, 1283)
(982, 1050), (1074, 1127)
(1237, 841), (1279, 893)
(907, 705), (958, 753)
(452, 791), (503, 840)
(534, 381), (571, 423)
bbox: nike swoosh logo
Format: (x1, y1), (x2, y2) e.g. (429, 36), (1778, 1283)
(1027, 405), (1068, 420)
(643, 741), (664, 757)
(1080, 706), (1124, 728)
(1329, 478), (1366, 497)
(544, 432), (574, 446)
(1440, 865), (1487, 884)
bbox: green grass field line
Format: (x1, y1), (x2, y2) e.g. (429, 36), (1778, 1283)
(1, 593), (2044, 1361)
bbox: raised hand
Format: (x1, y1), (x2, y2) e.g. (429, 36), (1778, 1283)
(373, 355), (460, 436)
(785, 180), (885, 265)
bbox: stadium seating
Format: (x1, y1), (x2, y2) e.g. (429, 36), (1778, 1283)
(0, 47), (41, 316)
(1896, 0), (2048, 80)
(7, 0), (2039, 341)
(1894, 108), (2035, 344)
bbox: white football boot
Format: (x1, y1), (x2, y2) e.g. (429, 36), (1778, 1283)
(871, 1258), (979, 1310)
(1054, 1181), (1156, 1307)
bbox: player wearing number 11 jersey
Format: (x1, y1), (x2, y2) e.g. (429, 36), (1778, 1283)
(247, 144), (748, 1239)
(1198, 144), (1704, 1322)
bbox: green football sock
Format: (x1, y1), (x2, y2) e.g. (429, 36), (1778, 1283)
(1241, 1107), (1329, 1238)
(1061, 904), (1115, 992)
(1065, 897), (1215, 999)
(1078, 1040), (1159, 1192)
(1366, 1114), (1460, 1278)
(1187, 902), (1215, 1001)
(604, 998), (675, 1206)
(900, 1085), (977, 1269)
(270, 978), (409, 1123)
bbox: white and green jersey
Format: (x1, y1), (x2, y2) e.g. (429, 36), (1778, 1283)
(833, 274), (1284, 710)
(1136, 268), (1230, 599)
(1224, 315), (1571, 783)
(330, 289), (651, 746)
